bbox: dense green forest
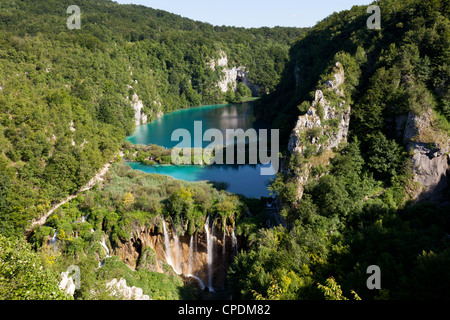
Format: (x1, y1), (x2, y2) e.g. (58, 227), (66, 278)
(0, 0), (306, 237)
(233, 0), (450, 300)
(23, 164), (247, 300)
(0, 0), (449, 301)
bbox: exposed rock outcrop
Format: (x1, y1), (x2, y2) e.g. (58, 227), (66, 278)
(287, 62), (350, 201)
(400, 108), (449, 202)
(59, 271), (77, 296)
(130, 93), (148, 126)
(210, 51), (261, 96)
(127, 67), (164, 127)
(106, 278), (150, 300)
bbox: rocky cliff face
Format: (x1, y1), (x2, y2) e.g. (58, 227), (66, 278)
(130, 92), (148, 126)
(210, 51), (261, 97)
(397, 108), (449, 202)
(287, 60), (448, 203)
(287, 62), (350, 201)
(127, 67), (164, 127)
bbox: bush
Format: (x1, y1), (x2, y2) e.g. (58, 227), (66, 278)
(367, 132), (405, 180)
(0, 235), (70, 300)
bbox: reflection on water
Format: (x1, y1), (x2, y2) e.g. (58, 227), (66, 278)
(126, 103), (269, 149)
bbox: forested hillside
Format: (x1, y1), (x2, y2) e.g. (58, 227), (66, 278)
(232, 0), (450, 300)
(1, 0), (449, 302)
(0, 0), (306, 237)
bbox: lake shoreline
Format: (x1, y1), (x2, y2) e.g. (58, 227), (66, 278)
(123, 102), (274, 198)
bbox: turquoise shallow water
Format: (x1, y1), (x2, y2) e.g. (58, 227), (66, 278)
(126, 162), (275, 198)
(126, 102), (269, 148)
(125, 102), (275, 198)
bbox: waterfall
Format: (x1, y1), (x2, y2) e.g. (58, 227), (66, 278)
(98, 235), (111, 268)
(194, 233), (198, 259)
(232, 229), (238, 255)
(186, 234), (205, 290)
(188, 235), (194, 275)
(169, 216), (182, 274)
(204, 215), (214, 292)
(49, 231), (58, 244)
(100, 235), (110, 257)
(174, 232), (182, 274)
(161, 216), (176, 273)
(222, 223), (226, 256)
(186, 274), (206, 291)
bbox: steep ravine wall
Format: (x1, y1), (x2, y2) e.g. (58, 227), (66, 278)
(287, 60), (449, 204)
(210, 51), (261, 97)
(287, 62), (350, 201)
(396, 108), (449, 202)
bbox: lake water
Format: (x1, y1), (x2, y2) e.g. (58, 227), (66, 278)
(126, 102), (270, 148)
(125, 102), (275, 198)
(126, 162), (275, 198)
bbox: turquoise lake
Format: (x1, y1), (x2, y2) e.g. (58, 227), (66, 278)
(125, 102), (275, 198)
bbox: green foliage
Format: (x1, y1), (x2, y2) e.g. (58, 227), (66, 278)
(367, 132), (406, 180)
(27, 163), (247, 299)
(257, 0), (449, 144)
(231, 126), (449, 300)
(230, 0), (450, 301)
(0, 0), (306, 237)
(1, 0), (449, 302)
(0, 234), (70, 300)
(317, 277), (361, 300)
(398, 249), (450, 299)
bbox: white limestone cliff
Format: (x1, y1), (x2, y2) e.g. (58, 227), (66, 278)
(131, 93), (148, 126)
(287, 62), (350, 201)
(210, 51), (260, 96)
(106, 278), (150, 300)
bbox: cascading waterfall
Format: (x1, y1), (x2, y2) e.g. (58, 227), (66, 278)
(98, 235), (111, 268)
(232, 229), (238, 255)
(187, 275), (206, 291)
(158, 214), (234, 292)
(186, 234), (206, 290)
(174, 233), (182, 274)
(49, 230), (58, 244)
(100, 235), (110, 257)
(162, 216), (179, 274)
(188, 235), (194, 275)
(170, 216), (182, 274)
(204, 215), (214, 292)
